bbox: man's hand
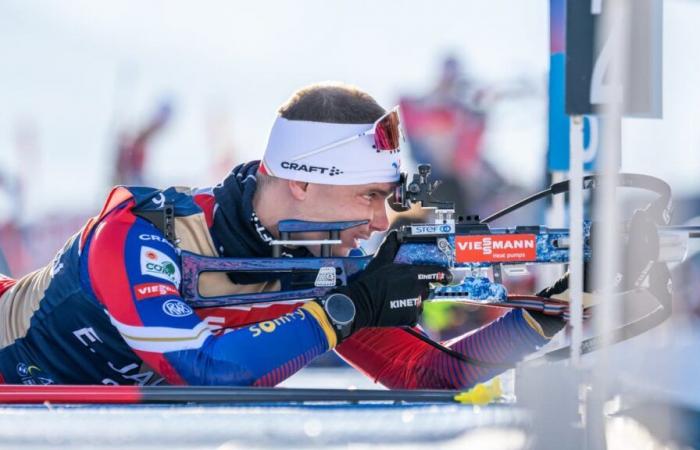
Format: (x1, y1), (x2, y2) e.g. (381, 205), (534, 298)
(536, 271), (597, 309)
(539, 208), (662, 306)
(336, 231), (450, 333)
(522, 272), (573, 338)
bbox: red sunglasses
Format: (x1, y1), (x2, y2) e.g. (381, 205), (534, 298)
(291, 107), (402, 162)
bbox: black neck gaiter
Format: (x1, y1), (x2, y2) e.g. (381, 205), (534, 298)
(211, 160), (274, 258)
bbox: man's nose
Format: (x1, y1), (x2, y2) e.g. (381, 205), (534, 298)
(369, 202), (390, 232)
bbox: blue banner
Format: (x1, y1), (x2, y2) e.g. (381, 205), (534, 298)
(547, 0), (600, 172)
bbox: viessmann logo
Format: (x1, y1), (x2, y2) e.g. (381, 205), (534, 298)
(133, 283), (179, 301)
(455, 234), (537, 263)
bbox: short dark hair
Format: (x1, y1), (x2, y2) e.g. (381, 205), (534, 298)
(278, 82), (386, 124)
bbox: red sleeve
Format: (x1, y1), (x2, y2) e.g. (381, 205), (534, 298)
(335, 309), (548, 390)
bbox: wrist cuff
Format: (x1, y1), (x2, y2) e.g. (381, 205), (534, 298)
(523, 310), (566, 339)
(302, 301), (338, 349)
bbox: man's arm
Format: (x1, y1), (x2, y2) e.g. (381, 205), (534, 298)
(86, 209), (337, 386)
(335, 309), (553, 390)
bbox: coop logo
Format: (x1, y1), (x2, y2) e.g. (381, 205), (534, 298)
(455, 234), (537, 263)
(140, 246), (181, 287)
(162, 299), (193, 317)
(134, 283), (179, 301)
(280, 161), (344, 176)
(410, 224), (453, 235)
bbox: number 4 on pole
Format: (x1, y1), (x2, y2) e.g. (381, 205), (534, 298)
(565, 0), (662, 118)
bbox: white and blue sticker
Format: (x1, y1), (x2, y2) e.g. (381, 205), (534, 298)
(410, 224), (454, 235)
(162, 299), (193, 317)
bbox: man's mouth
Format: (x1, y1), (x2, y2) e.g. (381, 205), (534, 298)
(352, 235), (370, 248)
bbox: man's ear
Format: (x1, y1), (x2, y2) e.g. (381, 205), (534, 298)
(287, 180), (309, 200)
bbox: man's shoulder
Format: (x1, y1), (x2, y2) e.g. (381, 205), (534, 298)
(87, 185), (209, 239)
(127, 185), (210, 219)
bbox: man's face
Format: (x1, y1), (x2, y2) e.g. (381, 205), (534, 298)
(294, 182), (395, 256)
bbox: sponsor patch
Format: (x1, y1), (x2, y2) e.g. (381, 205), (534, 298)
(138, 234), (173, 246)
(134, 283), (179, 300)
(140, 246), (181, 287)
(162, 299), (193, 317)
(410, 224), (454, 235)
(314, 267), (337, 287)
(16, 363), (54, 385)
(389, 297), (420, 309)
(249, 309), (306, 337)
(455, 234), (537, 263)
(418, 272), (446, 281)
(280, 161), (344, 176)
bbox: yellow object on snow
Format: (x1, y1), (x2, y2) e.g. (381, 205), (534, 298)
(453, 377), (503, 405)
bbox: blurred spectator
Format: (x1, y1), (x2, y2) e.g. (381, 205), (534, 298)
(399, 55), (536, 219)
(0, 119), (38, 276)
(113, 100), (173, 185)
(204, 101), (238, 183)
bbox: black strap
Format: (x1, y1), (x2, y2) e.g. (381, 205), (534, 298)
(401, 327), (514, 370)
(133, 201), (177, 244)
(481, 173), (672, 225)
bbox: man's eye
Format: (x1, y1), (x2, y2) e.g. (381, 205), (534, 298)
(363, 193), (376, 201)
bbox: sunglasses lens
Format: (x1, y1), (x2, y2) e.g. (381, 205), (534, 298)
(374, 111), (401, 151)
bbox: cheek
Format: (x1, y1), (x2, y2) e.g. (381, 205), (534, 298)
(329, 203), (369, 221)
(302, 192), (358, 220)
(304, 188), (373, 221)
(344, 200), (374, 221)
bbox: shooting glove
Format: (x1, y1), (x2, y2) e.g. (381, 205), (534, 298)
(532, 208), (662, 336)
(334, 231), (450, 333)
(527, 278), (571, 338)
(540, 208), (661, 303)
(536, 271), (597, 308)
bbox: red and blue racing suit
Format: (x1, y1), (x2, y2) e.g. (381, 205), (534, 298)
(0, 161), (552, 387)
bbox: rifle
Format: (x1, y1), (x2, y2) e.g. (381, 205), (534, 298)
(180, 164), (699, 360)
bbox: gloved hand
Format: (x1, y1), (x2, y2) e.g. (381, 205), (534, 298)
(535, 271), (597, 309)
(336, 231), (450, 332)
(538, 208), (661, 304)
(525, 273), (573, 338)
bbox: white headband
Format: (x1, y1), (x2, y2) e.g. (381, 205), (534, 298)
(259, 117), (401, 185)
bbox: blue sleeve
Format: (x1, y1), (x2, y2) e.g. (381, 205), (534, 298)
(87, 212), (336, 386)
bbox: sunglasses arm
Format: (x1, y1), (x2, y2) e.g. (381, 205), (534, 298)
(290, 132), (370, 162)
